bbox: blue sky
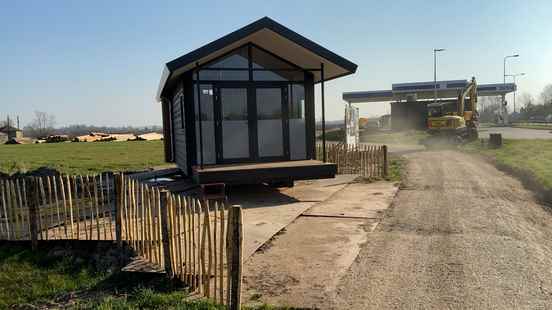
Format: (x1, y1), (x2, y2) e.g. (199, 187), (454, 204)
(1, 0), (551, 126)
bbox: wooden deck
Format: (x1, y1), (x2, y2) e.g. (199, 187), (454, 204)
(192, 160), (337, 185)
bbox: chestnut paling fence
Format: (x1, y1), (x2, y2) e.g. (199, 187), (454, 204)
(118, 175), (243, 307)
(317, 143), (388, 178)
(0, 174), (116, 241)
(0, 174), (243, 309)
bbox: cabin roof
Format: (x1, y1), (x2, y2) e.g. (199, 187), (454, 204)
(156, 16), (357, 101)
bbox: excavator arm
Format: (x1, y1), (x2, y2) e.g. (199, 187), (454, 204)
(457, 77), (477, 117)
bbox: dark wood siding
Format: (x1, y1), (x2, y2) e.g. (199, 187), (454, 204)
(161, 99), (173, 162)
(171, 82), (187, 174)
(183, 75), (196, 176)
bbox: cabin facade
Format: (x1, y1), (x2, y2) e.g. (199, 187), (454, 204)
(156, 17), (357, 185)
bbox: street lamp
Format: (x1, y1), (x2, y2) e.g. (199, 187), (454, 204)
(502, 54), (519, 124)
(433, 48), (445, 104)
(505, 72), (526, 113)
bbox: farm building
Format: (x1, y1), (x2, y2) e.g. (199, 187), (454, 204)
(0, 125), (23, 141)
(156, 17), (357, 185)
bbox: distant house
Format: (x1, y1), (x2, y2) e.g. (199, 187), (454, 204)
(0, 125), (23, 140)
(0, 132), (7, 144)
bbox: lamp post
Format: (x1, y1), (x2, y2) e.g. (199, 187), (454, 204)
(505, 72), (525, 114)
(502, 54), (519, 123)
(433, 48), (445, 104)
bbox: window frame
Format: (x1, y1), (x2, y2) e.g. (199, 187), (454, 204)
(193, 43), (306, 83)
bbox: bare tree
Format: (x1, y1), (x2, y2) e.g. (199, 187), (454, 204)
(518, 92), (535, 108)
(540, 84), (552, 105)
(25, 111), (56, 138)
(0, 116), (16, 128)
(478, 96), (503, 123)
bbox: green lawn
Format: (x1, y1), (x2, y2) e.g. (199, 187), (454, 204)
(0, 244), (222, 309)
(464, 139), (552, 190)
(0, 244), (286, 309)
(511, 123), (552, 131)
(0, 141), (169, 175)
(0, 245), (106, 308)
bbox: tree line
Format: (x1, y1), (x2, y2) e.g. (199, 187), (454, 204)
(479, 84), (552, 123)
(2, 111), (162, 139)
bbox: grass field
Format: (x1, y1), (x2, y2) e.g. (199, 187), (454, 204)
(0, 141), (168, 175)
(464, 139), (552, 190)
(361, 130), (429, 145)
(511, 123), (552, 131)
(0, 245), (106, 308)
(0, 244), (285, 309)
(0, 244), (222, 309)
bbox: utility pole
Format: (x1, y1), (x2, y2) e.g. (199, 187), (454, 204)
(433, 48), (445, 104)
(502, 54), (519, 124)
(505, 73), (526, 114)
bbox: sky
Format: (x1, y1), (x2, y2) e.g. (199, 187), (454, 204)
(1, 0), (551, 127)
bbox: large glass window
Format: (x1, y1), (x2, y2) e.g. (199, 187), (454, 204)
(199, 70), (249, 81)
(206, 46), (249, 68)
(251, 46), (294, 69)
(252, 70), (304, 81)
(193, 43), (308, 164)
(252, 46), (303, 81)
(195, 44), (304, 82)
(289, 84), (306, 159)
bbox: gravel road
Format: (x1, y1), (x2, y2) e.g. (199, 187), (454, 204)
(334, 151), (552, 309)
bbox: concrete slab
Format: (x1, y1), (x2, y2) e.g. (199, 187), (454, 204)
(304, 181), (398, 219)
(242, 180), (398, 308)
(229, 174), (358, 259)
(243, 216), (374, 309)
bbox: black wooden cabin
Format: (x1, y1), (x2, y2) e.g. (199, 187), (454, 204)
(156, 17), (357, 185)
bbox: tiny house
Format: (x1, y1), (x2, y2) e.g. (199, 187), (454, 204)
(156, 17), (357, 185)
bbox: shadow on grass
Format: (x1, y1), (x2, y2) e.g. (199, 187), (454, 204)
(0, 242), (302, 309)
(0, 241), (193, 309)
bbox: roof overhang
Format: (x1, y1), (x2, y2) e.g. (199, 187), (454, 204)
(343, 80), (517, 103)
(156, 17), (357, 101)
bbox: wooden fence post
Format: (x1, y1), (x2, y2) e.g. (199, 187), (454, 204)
(383, 145), (388, 178)
(160, 190), (174, 279)
(27, 177), (39, 250)
(227, 205), (243, 310)
(114, 173), (123, 248)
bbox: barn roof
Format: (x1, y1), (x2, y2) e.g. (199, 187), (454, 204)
(0, 125), (21, 133)
(156, 16), (357, 101)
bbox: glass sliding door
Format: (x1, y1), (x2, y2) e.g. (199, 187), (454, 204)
(256, 87), (286, 159)
(288, 84), (306, 160)
(218, 87), (251, 161)
(195, 84), (216, 164)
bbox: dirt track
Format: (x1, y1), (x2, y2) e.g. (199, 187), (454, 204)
(335, 151), (552, 309)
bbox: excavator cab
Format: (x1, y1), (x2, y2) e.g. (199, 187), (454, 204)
(427, 101), (466, 132)
(424, 77), (479, 145)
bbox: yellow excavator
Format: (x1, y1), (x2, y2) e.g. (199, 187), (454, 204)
(425, 77), (479, 145)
